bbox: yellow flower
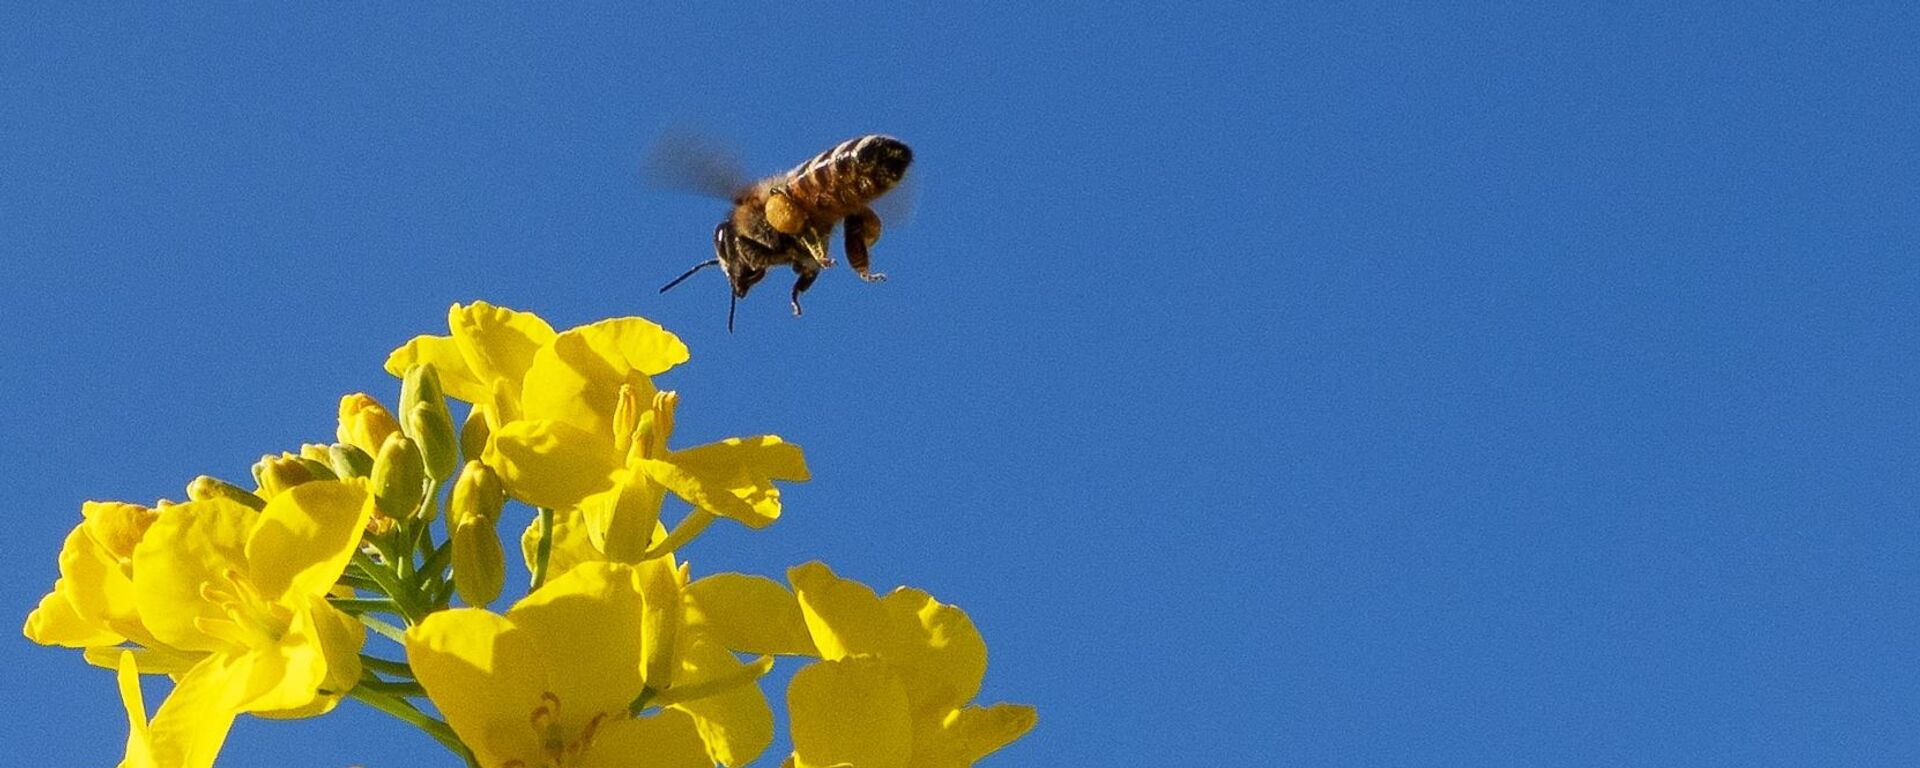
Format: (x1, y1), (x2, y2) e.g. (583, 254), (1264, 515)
(488, 387), (808, 562)
(783, 562), (1035, 768)
(24, 501), (162, 651)
(112, 481), (372, 765)
(407, 561), (775, 768)
(386, 301), (690, 434)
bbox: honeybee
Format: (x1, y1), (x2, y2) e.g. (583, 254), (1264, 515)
(654, 134), (914, 330)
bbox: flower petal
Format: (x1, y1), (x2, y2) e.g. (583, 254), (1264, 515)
(406, 608), (547, 767)
(583, 709), (712, 768)
(788, 658), (912, 768)
(788, 561), (891, 660)
(244, 480), (374, 602)
(385, 334), (488, 404)
(23, 583), (121, 647)
(116, 652), (155, 768)
(685, 573), (818, 657)
(142, 656), (243, 768)
(519, 317), (684, 435)
(669, 638), (773, 768)
(449, 301), (555, 398)
(880, 587), (988, 716)
(913, 704), (1039, 768)
(486, 419), (622, 510)
(508, 562), (648, 723)
(521, 505), (601, 576)
(131, 499), (259, 653)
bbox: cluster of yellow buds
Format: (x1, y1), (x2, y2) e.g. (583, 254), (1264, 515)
(24, 302), (1034, 768)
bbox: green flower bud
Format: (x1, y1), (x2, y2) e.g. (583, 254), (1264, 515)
(452, 514), (505, 607)
(450, 461), (505, 526)
(451, 463), (507, 606)
(400, 364), (452, 438)
(328, 443), (375, 479)
(409, 402), (459, 483)
(186, 475), (266, 510)
(253, 453), (319, 499)
(371, 433), (428, 521)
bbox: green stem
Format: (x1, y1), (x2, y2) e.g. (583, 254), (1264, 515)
(531, 506), (555, 590)
(420, 539), (454, 583)
(337, 572), (383, 592)
(361, 615), (409, 644)
(348, 687), (476, 767)
(359, 678), (428, 697)
(352, 550), (427, 625)
(329, 598), (403, 617)
(359, 654), (415, 678)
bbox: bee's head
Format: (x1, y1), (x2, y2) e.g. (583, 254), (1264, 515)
(857, 136), (913, 184)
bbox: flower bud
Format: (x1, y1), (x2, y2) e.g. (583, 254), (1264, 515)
(452, 515), (505, 607)
(400, 365), (452, 440)
(299, 443), (333, 466)
(451, 461), (505, 527)
(254, 453), (322, 499)
(328, 443), (375, 479)
(460, 407), (492, 464)
(186, 475), (267, 510)
(451, 462), (507, 606)
(337, 393), (402, 457)
(409, 402), (459, 483)
(371, 433), (427, 520)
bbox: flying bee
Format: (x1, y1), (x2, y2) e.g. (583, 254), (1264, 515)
(654, 134), (914, 331)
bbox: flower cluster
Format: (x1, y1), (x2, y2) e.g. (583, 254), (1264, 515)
(25, 302), (1034, 768)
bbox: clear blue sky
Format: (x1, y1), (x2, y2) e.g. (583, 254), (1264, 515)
(4, 4), (1917, 766)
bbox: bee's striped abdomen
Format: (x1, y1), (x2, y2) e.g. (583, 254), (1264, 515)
(780, 135), (912, 223)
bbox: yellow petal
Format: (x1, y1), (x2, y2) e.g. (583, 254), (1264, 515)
(583, 471), (665, 563)
(519, 316), (684, 435)
(508, 562), (648, 722)
(788, 658), (912, 768)
(583, 709), (713, 768)
(880, 588), (988, 716)
(633, 558), (682, 690)
(142, 656), (242, 768)
(131, 499), (259, 653)
(244, 480), (374, 601)
(671, 436), (811, 483)
(911, 704), (1038, 768)
(406, 608), (547, 767)
(521, 505), (602, 576)
(788, 562), (890, 660)
(86, 645), (206, 675)
(384, 334), (488, 404)
(686, 573), (818, 656)
(668, 638), (773, 768)
(641, 436), (808, 529)
(451, 301), (555, 391)
(24, 585), (122, 647)
(486, 419), (622, 510)
(116, 652), (155, 768)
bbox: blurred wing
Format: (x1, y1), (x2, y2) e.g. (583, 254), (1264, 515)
(872, 166), (919, 229)
(643, 129), (751, 200)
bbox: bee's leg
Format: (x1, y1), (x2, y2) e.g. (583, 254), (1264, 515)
(843, 209), (887, 283)
(790, 265), (820, 317)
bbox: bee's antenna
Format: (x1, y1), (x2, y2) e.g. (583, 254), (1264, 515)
(659, 259), (721, 294)
(728, 292), (738, 333)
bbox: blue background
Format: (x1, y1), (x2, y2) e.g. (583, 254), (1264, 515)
(4, 4), (1917, 766)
